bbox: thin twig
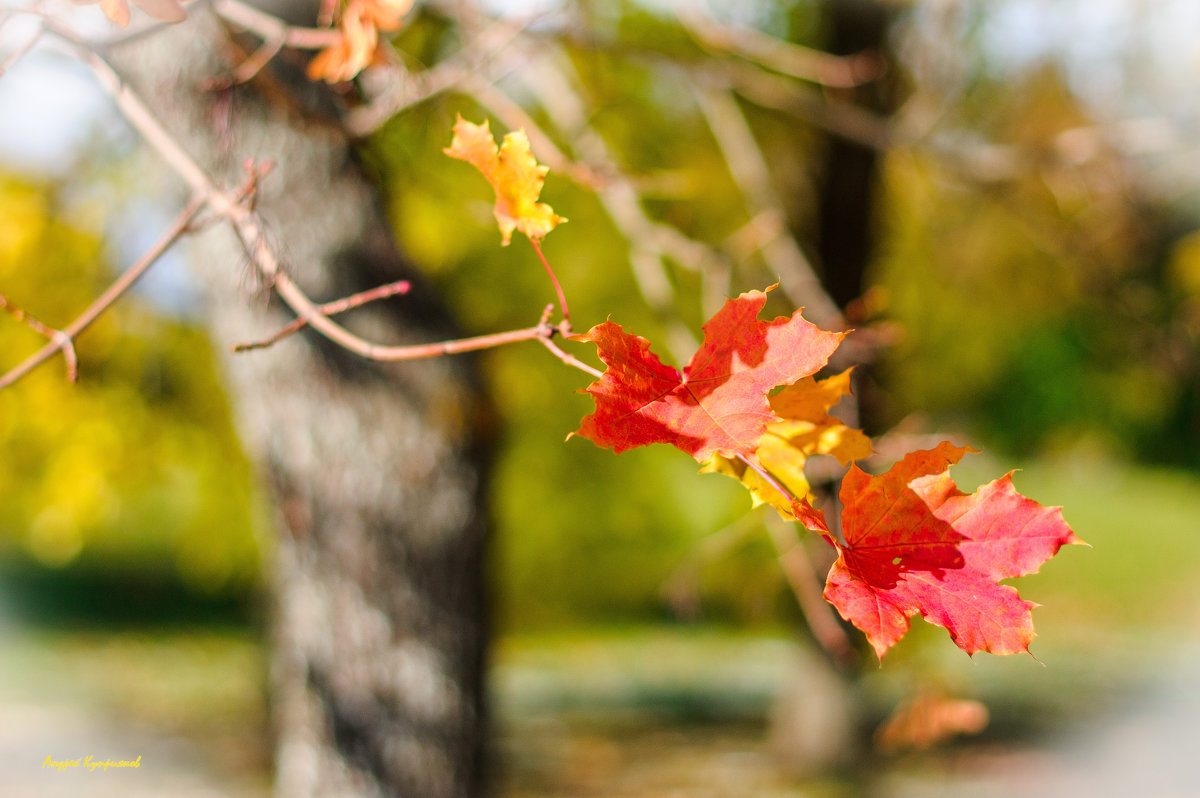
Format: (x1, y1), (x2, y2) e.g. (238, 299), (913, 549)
(212, 0), (340, 49)
(694, 81), (844, 331)
(58, 31), (482, 363)
(0, 195), (207, 391)
(345, 14), (530, 137)
(726, 63), (894, 152)
(228, 36), (285, 84)
(233, 279), (411, 352)
(538, 334), (601, 379)
(0, 293), (78, 382)
(673, 0), (884, 89)
(735, 454), (831, 537)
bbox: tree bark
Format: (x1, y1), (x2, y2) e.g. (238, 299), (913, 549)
(112, 7), (493, 797)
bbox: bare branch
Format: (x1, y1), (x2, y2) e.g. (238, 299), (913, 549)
(345, 14), (531, 137)
(727, 64), (894, 152)
(674, 0), (884, 89)
(58, 31), (462, 362)
(694, 81), (845, 331)
(211, 0), (339, 50)
(233, 279), (412, 352)
(0, 195), (207, 391)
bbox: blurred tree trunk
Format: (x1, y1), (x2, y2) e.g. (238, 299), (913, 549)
(814, 0), (897, 433)
(113, 6), (493, 798)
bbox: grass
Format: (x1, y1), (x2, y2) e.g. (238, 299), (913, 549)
(1, 452), (1196, 796)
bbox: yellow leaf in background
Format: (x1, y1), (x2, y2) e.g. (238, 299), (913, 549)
(444, 115), (566, 246)
(702, 369), (872, 520)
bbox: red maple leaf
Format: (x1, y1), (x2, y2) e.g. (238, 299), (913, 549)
(573, 288), (843, 463)
(824, 442), (1082, 659)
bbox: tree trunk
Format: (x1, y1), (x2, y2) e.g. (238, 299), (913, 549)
(112, 8), (492, 797)
(813, 0), (897, 434)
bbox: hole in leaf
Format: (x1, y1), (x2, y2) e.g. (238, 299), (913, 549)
(892, 557), (902, 565)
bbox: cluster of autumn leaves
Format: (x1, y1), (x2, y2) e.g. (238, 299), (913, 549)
(71, 0), (1081, 659)
(446, 116), (1082, 660)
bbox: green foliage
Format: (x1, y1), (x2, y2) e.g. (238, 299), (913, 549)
(0, 176), (266, 598)
(872, 66), (1200, 465)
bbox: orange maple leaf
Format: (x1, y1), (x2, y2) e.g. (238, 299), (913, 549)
(444, 116), (566, 246)
(307, 0), (412, 84)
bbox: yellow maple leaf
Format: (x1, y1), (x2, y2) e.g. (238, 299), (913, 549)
(702, 368), (872, 519)
(444, 115), (566, 246)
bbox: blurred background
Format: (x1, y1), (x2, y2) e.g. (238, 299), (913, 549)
(2, 0), (1200, 795)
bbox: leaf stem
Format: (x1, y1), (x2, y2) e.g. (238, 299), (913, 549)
(734, 455), (854, 665)
(538, 332), (602, 378)
(528, 237), (569, 324)
(736, 454), (835, 543)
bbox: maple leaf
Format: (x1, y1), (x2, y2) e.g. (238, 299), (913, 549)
(823, 442), (1082, 659)
(702, 368), (872, 522)
(572, 287), (844, 464)
(73, 0), (186, 26)
(307, 4), (378, 84)
(307, 0), (412, 83)
(444, 116), (566, 246)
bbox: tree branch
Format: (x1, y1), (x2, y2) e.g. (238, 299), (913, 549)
(673, 0), (885, 89)
(211, 0), (340, 50)
(233, 279), (412, 352)
(0, 195), (207, 391)
(694, 81), (845, 331)
(0, 292), (78, 383)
